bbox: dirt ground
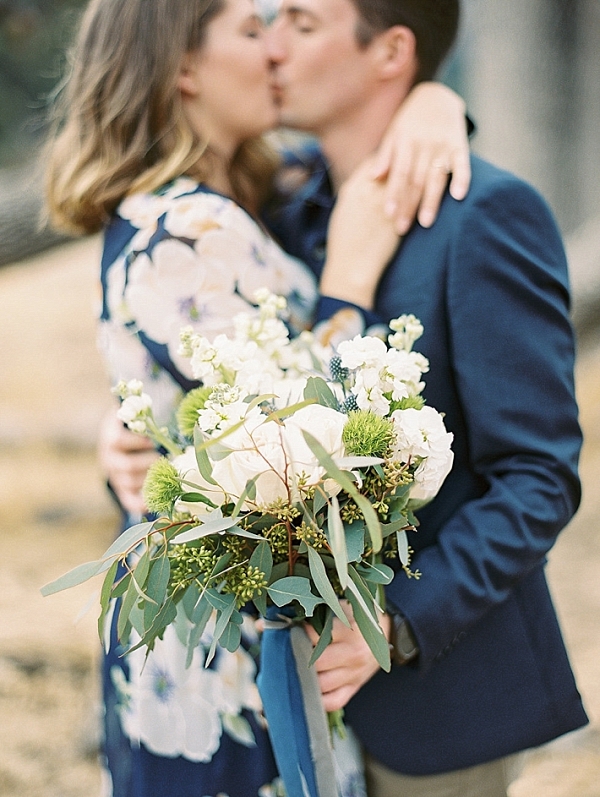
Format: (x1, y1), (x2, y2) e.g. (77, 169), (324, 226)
(0, 237), (599, 797)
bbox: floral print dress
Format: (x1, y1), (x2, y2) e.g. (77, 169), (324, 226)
(98, 178), (318, 797)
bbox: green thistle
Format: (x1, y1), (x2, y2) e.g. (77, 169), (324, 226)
(389, 395), (425, 412)
(342, 410), (395, 457)
(176, 386), (213, 437)
(143, 457), (183, 514)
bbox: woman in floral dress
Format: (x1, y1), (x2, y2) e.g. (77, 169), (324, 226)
(45, 0), (470, 794)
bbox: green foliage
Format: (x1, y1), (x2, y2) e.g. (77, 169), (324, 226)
(342, 410), (395, 457)
(176, 386), (212, 437)
(143, 457), (183, 514)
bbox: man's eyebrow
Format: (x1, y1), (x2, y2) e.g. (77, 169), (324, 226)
(285, 5), (319, 19)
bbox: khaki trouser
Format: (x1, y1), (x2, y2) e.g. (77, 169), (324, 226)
(364, 752), (525, 797)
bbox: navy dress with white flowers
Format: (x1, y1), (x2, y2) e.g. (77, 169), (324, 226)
(99, 178), (318, 797)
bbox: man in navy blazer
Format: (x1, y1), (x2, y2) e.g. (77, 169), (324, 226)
(264, 0), (588, 793)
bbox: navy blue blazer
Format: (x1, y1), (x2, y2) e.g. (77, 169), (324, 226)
(267, 154), (588, 775)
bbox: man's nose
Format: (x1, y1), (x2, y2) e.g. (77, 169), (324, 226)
(263, 20), (286, 63)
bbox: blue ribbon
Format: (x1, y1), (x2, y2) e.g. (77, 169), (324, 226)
(257, 608), (337, 797)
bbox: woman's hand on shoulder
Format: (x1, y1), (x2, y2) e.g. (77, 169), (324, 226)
(372, 82), (471, 234)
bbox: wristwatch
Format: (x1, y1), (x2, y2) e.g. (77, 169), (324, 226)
(388, 613), (419, 665)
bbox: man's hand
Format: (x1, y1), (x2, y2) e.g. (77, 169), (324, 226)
(98, 407), (159, 516)
(371, 82), (471, 234)
(305, 606), (391, 712)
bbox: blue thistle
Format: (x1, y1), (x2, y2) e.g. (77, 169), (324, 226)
(329, 355), (349, 382)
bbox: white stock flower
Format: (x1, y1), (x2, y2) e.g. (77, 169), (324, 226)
(197, 393), (252, 437)
(384, 349), (429, 399)
(353, 368), (391, 416)
(116, 392), (153, 433)
(388, 314), (424, 352)
(337, 335), (388, 371)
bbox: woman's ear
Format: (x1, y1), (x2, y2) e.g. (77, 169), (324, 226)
(373, 25), (417, 82)
(177, 51), (202, 97)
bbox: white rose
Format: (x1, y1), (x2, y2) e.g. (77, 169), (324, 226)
(210, 419), (288, 507)
(172, 446), (225, 514)
(282, 405), (347, 486)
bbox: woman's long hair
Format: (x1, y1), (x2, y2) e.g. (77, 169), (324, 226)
(46, 0), (279, 234)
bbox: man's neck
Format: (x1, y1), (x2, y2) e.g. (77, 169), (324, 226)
(318, 89), (407, 191)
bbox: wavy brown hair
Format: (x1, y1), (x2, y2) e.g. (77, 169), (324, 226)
(46, 0), (279, 235)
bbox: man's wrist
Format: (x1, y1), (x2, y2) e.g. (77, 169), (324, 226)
(388, 612), (419, 665)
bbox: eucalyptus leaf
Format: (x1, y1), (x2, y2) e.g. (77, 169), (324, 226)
(396, 529), (410, 566)
(182, 582), (201, 621)
(380, 516), (411, 538)
(355, 562), (394, 585)
(312, 487), (328, 516)
(264, 397), (317, 422)
(344, 521), (366, 562)
(118, 571), (141, 641)
(101, 521), (155, 560)
(144, 556), (171, 628)
(308, 608), (334, 667)
(303, 376), (339, 409)
(302, 431), (383, 552)
(220, 621), (242, 652)
(307, 546), (349, 626)
(186, 597), (213, 668)
(269, 562), (289, 584)
(174, 601), (191, 647)
(249, 541), (273, 583)
(206, 589), (237, 615)
(172, 514), (241, 544)
(327, 496), (348, 590)
(41, 558), (111, 597)
(136, 597), (177, 649)
(267, 576), (322, 617)
(345, 582), (390, 672)
(98, 559), (119, 641)
(111, 571), (131, 599)
(128, 603), (146, 637)
(193, 426), (218, 485)
(179, 492), (218, 507)
(232, 475), (260, 517)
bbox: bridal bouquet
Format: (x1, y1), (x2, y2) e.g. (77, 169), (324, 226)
(43, 290), (453, 672)
(43, 289), (453, 797)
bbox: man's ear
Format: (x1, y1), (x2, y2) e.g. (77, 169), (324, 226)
(177, 51), (202, 97)
(373, 25), (417, 81)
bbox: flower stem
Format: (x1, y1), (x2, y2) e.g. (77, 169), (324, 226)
(328, 708), (346, 741)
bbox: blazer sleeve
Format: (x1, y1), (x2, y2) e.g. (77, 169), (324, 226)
(385, 175), (583, 670)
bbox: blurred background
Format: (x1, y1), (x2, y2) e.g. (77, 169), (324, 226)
(0, 1), (599, 795)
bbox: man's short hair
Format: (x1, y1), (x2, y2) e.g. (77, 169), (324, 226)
(351, 0), (460, 84)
